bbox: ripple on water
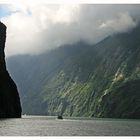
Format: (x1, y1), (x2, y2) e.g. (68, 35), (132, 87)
(0, 116), (139, 136)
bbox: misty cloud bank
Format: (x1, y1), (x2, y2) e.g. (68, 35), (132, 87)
(1, 4), (140, 56)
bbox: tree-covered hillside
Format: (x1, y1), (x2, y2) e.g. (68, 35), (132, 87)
(7, 24), (140, 119)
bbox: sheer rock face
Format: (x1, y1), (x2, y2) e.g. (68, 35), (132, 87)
(0, 21), (21, 118)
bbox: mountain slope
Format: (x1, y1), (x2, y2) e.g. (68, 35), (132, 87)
(7, 25), (140, 119)
(0, 22), (21, 118)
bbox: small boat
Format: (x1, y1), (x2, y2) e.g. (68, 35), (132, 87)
(57, 115), (63, 119)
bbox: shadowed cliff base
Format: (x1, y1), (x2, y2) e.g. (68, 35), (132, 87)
(0, 21), (21, 118)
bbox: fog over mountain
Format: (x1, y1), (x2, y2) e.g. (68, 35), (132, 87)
(1, 4), (140, 56)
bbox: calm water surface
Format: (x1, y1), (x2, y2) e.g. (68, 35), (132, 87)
(0, 116), (139, 136)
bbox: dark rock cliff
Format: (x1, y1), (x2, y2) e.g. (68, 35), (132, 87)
(0, 21), (21, 118)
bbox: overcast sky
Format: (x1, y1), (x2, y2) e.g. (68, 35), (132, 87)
(0, 3), (140, 57)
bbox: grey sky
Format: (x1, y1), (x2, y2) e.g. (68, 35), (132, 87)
(1, 4), (140, 56)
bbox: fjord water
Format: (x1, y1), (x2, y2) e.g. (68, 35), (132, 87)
(0, 116), (139, 136)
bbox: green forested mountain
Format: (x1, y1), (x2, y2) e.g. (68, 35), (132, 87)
(6, 24), (140, 119)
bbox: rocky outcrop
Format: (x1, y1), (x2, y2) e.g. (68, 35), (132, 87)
(0, 21), (21, 118)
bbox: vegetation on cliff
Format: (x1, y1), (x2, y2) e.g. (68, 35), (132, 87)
(7, 24), (140, 119)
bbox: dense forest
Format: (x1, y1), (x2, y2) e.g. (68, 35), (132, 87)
(7, 23), (140, 119)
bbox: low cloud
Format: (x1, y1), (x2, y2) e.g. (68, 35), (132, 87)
(1, 4), (140, 57)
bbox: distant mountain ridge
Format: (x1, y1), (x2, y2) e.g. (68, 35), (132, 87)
(7, 24), (140, 119)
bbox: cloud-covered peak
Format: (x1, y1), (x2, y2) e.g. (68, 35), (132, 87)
(0, 4), (140, 56)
